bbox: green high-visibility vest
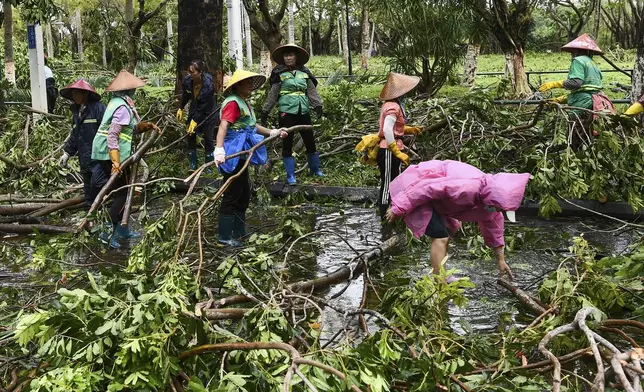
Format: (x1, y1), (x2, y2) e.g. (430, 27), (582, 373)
(278, 70), (310, 115)
(567, 55), (603, 109)
(91, 97), (137, 162)
(220, 94), (256, 130)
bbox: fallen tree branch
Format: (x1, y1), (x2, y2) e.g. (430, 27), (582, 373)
(0, 224), (76, 235)
(497, 278), (549, 315)
(29, 195), (85, 218)
(0, 203), (51, 216)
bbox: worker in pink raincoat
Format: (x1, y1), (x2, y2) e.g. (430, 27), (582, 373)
(385, 160), (530, 280)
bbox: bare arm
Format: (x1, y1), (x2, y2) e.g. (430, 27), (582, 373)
(256, 124), (272, 136)
(217, 120), (229, 148)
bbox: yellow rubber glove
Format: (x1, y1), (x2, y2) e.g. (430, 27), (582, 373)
(188, 120), (198, 134)
(624, 102), (644, 116)
(404, 125), (423, 135)
(538, 80), (565, 92)
(108, 149), (121, 175)
(387, 141), (410, 165)
(547, 95), (568, 104)
(176, 108), (184, 121)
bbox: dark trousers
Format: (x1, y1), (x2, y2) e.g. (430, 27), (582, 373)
(187, 124), (215, 152)
(278, 112), (316, 157)
(220, 160), (251, 216)
(568, 112), (594, 150)
(377, 148), (402, 218)
(88, 161), (130, 225)
(81, 169), (93, 207)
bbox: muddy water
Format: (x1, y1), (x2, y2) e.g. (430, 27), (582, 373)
(0, 202), (636, 340)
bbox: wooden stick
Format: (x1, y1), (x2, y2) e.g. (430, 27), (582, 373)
(497, 278), (549, 315)
(29, 195), (85, 218)
(120, 161), (139, 227)
(0, 196), (63, 204)
(79, 129), (161, 230)
(22, 115), (30, 157)
(0, 203), (51, 216)
(0, 224), (76, 235)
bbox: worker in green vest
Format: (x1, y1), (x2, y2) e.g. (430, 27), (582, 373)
(216, 70), (288, 246)
(539, 34), (615, 147)
(89, 70), (159, 249)
(260, 44), (324, 185)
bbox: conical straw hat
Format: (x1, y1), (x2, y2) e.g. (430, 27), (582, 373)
(60, 78), (101, 102)
(106, 70), (146, 92)
(379, 72), (420, 101)
(223, 69), (266, 96)
(561, 34), (603, 55)
(271, 44), (310, 66)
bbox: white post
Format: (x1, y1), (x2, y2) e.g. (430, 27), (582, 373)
(243, 7), (253, 68)
(27, 24), (47, 114)
(288, 3), (295, 44)
(226, 0), (244, 70)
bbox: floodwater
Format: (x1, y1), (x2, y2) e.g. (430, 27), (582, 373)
(0, 202), (636, 342)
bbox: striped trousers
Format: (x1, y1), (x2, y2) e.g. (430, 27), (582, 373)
(377, 148), (402, 219)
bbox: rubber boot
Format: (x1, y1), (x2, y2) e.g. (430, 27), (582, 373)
(283, 156), (297, 185)
(307, 152), (325, 177)
(188, 149), (198, 171)
(218, 214), (242, 247)
(116, 224), (142, 239)
(109, 230), (124, 249)
(204, 151), (214, 174)
(232, 211), (246, 241)
(98, 224), (113, 245)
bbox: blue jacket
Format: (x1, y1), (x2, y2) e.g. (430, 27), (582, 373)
(180, 72), (216, 125)
(64, 100), (107, 170)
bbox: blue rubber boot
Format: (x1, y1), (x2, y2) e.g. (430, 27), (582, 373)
(204, 151), (214, 174)
(98, 224), (113, 245)
(188, 149), (198, 171)
(116, 225), (142, 239)
(232, 211), (246, 241)
(218, 214), (242, 247)
(307, 153), (325, 177)
(283, 156), (297, 185)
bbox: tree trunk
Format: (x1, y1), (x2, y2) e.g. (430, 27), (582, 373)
(337, 17), (342, 55)
(126, 30), (140, 73)
(125, 0), (134, 23)
(288, 3), (295, 44)
(101, 31), (107, 67)
(259, 45), (271, 78)
(45, 23), (54, 58)
(75, 8), (84, 61)
(593, 0), (601, 39)
(504, 49), (531, 98)
(177, 0), (224, 95)
(360, 6), (369, 70)
(340, 16), (349, 65)
(461, 43), (480, 87)
(243, 7), (253, 67)
(308, 7), (313, 56)
(3, 2), (15, 85)
(633, 39), (644, 101)
(368, 21), (375, 57)
(167, 17), (174, 60)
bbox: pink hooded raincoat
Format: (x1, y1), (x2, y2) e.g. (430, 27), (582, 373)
(389, 160), (530, 248)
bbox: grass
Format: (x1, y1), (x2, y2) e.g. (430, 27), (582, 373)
(307, 52), (636, 100)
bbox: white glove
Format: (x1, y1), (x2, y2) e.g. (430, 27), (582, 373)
(270, 128), (289, 138)
(214, 146), (226, 166)
(58, 152), (70, 168)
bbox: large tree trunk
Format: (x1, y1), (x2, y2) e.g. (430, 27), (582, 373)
(3, 2), (15, 85)
(177, 0), (224, 95)
(243, 7), (253, 67)
(126, 31), (140, 73)
(125, 0), (134, 24)
(75, 8), (84, 61)
(287, 3), (295, 44)
(340, 15), (349, 65)
(259, 44), (271, 78)
(504, 49), (531, 98)
(633, 22), (644, 101)
(360, 6), (369, 69)
(593, 0), (601, 39)
(461, 43), (480, 87)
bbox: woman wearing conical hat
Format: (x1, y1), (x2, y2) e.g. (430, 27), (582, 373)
(377, 72), (424, 219)
(539, 34), (615, 147)
(89, 70), (159, 249)
(215, 69), (288, 246)
(58, 79), (107, 207)
(260, 44), (324, 185)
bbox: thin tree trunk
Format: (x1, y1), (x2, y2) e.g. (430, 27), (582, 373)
(633, 42), (644, 101)
(308, 7), (313, 56)
(3, 2), (15, 85)
(360, 6), (369, 70)
(340, 16), (349, 65)
(101, 31), (108, 67)
(167, 17), (174, 59)
(461, 43), (481, 87)
(288, 3), (295, 44)
(243, 7), (253, 67)
(593, 0), (601, 39)
(337, 17), (342, 55)
(45, 23), (54, 58)
(504, 49), (531, 98)
(75, 8), (84, 61)
(368, 21), (375, 57)
(125, 0), (134, 23)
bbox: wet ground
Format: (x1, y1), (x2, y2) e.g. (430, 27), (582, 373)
(0, 201), (637, 342)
